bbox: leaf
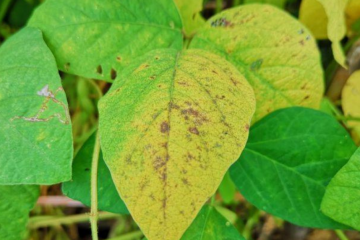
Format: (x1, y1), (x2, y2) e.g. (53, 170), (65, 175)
(62, 132), (128, 214)
(181, 205), (245, 240)
(28, 0), (183, 82)
(299, 0), (328, 39)
(99, 48), (255, 240)
(190, 4), (324, 122)
(230, 107), (357, 228)
(342, 70), (360, 145)
(243, 0), (286, 8)
(218, 172), (236, 204)
(316, 0), (348, 68)
(321, 147), (360, 230)
(174, 0), (205, 37)
(0, 27), (73, 184)
(0, 185), (39, 240)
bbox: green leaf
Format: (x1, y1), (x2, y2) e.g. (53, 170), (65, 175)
(218, 172), (236, 204)
(0, 185), (39, 240)
(99, 48), (255, 240)
(181, 205), (245, 240)
(174, 0), (205, 36)
(62, 132), (128, 214)
(321, 147), (360, 230)
(0, 27), (73, 184)
(190, 4), (324, 122)
(317, 0), (348, 68)
(28, 0), (183, 82)
(230, 107), (356, 229)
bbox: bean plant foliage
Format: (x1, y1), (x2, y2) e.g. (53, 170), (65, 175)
(0, 0), (359, 240)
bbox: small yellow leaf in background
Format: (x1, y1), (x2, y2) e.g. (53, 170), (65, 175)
(99, 48), (255, 240)
(342, 70), (360, 145)
(300, 0), (360, 68)
(174, 0), (205, 37)
(299, 0), (328, 39)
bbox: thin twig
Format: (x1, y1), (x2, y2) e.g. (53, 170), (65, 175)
(335, 230), (350, 240)
(90, 131), (101, 240)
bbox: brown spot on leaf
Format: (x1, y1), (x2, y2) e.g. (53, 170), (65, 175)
(96, 65), (102, 74)
(299, 40), (305, 46)
(189, 127), (199, 135)
(160, 121), (169, 133)
(245, 124), (250, 131)
(182, 178), (190, 185)
(304, 95), (310, 100)
(150, 75), (156, 80)
(111, 68), (117, 80)
(116, 56), (122, 62)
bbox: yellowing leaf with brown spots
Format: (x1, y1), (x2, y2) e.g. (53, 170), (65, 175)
(190, 4), (324, 122)
(174, 0), (205, 37)
(342, 70), (360, 145)
(99, 48), (255, 240)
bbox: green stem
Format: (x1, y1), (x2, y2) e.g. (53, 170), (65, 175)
(28, 212), (118, 229)
(107, 230), (143, 240)
(336, 115), (360, 122)
(210, 194), (216, 206)
(215, 0), (222, 13)
(335, 230), (349, 240)
(90, 131), (101, 240)
(0, 0), (12, 23)
(242, 209), (261, 240)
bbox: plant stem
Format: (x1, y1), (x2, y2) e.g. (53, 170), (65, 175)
(215, 0), (222, 13)
(0, 0), (12, 23)
(242, 209), (261, 240)
(107, 230), (143, 240)
(90, 131), (101, 240)
(335, 230), (349, 240)
(28, 212), (119, 229)
(336, 115), (360, 122)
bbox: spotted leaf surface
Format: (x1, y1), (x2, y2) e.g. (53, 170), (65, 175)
(230, 107), (356, 228)
(99, 48), (255, 240)
(342, 71), (360, 145)
(321, 147), (360, 230)
(190, 4), (324, 122)
(28, 0), (183, 82)
(0, 27), (73, 184)
(0, 185), (39, 240)
(62, 132), (128, 214)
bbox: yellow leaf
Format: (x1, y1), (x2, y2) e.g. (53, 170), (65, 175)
(190, 4), (324, 122)
(342, 70), (360, 145)
(299, 0), (328, 39)
(174, 0), (205, 37)
(99, 49), (255, 240)
(300, 0), (349, 67)
(345, 1), (360, 36)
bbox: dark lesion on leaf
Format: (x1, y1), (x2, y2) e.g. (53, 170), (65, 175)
(110, 68), (117, 80)
(160, 121), (169, 133)
(188, 126), (199, 135)
(96, 65), (103, 74)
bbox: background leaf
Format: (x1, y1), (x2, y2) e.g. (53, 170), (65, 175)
(181, 205), (245, 240)
(62, 132), (128, 214)
(243, 0), (286, 9)
(316, 0), (348, 68)
(0, 185), (39, 240)
(342, 70), (360, 145)
(28, 0), (183, 82)
(230, 107), (356, 229)
(321, 147), (360, 230)
(190, 4), (324, 122)
(99, 48), (255, 240)
(0, 27), (73, 184)
(174, 0), (205, 37)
